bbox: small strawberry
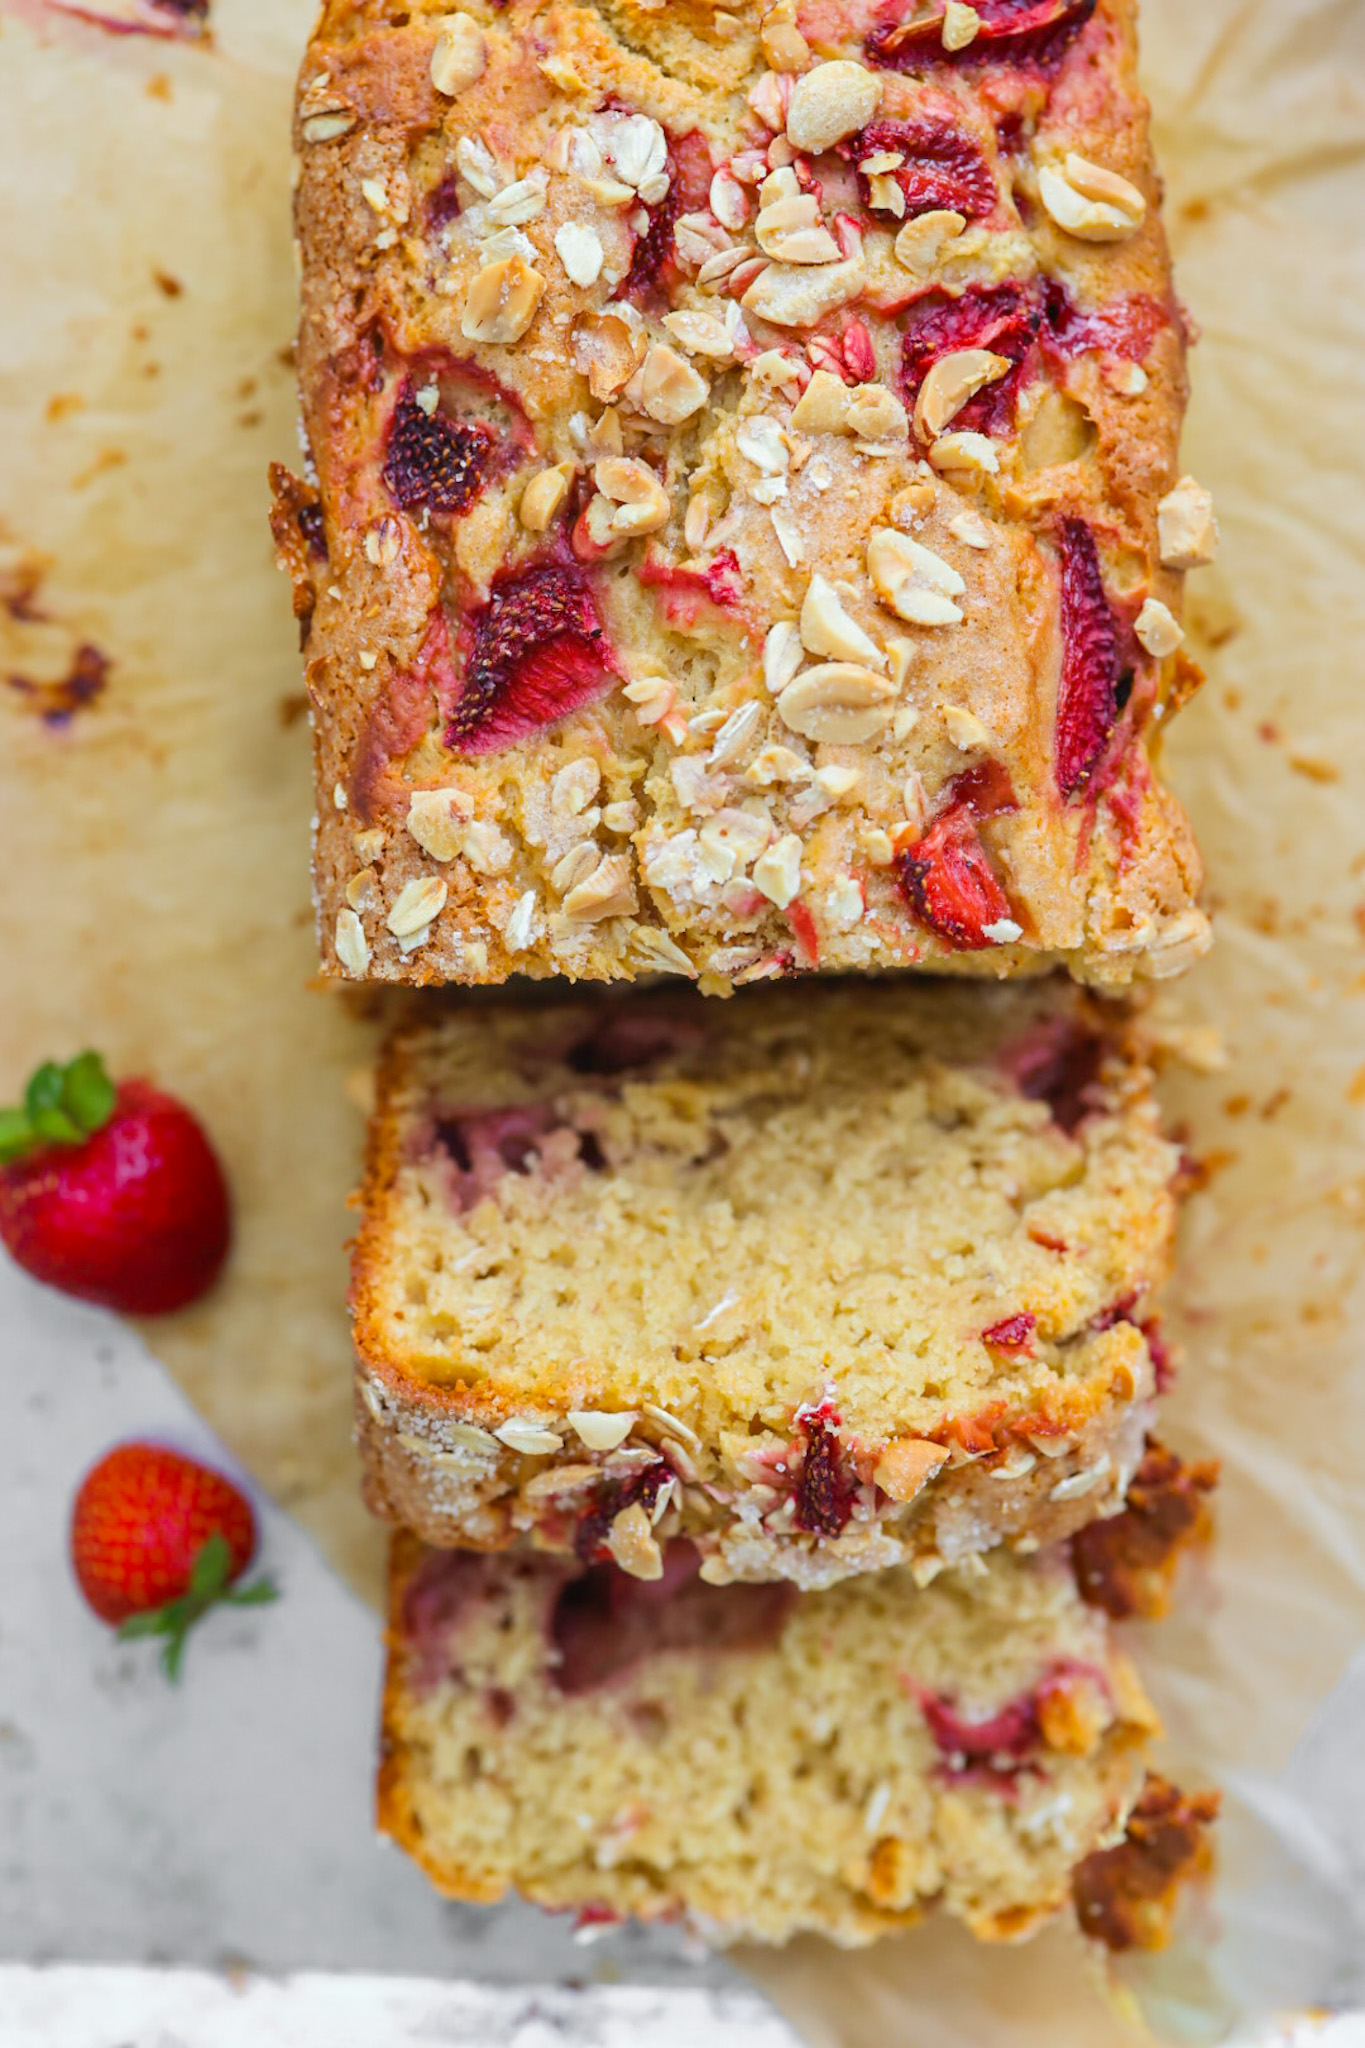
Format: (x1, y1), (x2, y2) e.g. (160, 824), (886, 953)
(71, 1443), (277, 1680)
(0, 1052), (231, 1314)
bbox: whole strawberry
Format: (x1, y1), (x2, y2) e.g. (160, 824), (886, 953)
(71, 1442), (277, 1679)
(0, 1051), (230, 1314)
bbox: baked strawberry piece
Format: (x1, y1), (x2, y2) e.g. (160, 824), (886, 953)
(378, 1527), (1212, 1946)
(279, 0), (1214, 992)
(352, 980), (1183, 1590)
(0, 1053), (230, 1315)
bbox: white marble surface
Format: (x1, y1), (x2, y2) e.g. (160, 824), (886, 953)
(0, 1261), (783, 2015)
(0, 1967), (797, 2046)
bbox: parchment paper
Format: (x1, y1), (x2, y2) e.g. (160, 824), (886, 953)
(2, 0), (1364, 2037)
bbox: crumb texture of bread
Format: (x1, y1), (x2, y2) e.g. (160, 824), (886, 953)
(379, 1533), (1156, 1946)
(280, 0), (1212, 993)
(352, 979), (1181, 1584)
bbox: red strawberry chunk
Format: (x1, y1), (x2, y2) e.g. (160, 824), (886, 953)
(446, 563), (617, 755)
(1040, 279), (1170, 369)
(613, 128), (712, 307)
(982, 1312), (1037, 1352)
(550, 1545), (792, 1694)
(382, 386), (495, 516)
(999, 1016), (1105, 1133)
(901, 284), (1040, 437)
(847, 117), (997, 222)
(866, 0), (1096, 70)
(1054, 516), (1125, 799)
(793, 1418), (855, 1537)
(897, 804), (1014, 950)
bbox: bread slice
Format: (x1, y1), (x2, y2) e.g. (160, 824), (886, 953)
(378, 1531), (1159, 1947)
(353, 979), (1181, 1588)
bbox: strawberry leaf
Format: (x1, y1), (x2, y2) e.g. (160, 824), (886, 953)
(2, 1051), (118, 1165)
(112, 1534), (278, 1683)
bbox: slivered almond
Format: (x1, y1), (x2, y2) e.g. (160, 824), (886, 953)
(790, 368), (851, 433)
(636, 344), (710, 425)
(742, 255), (865, 328)
(606, 1501), (664, 1579)
(519, 462), (574, 533)
(894, 208), (966, 275)
(1157, 475), (1218, 568)
(873, 1437), (948, 1502)
(562, 853), (638, 921)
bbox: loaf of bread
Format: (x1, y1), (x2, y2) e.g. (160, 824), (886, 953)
(352, 979), (1181, 1587)
(276, 0), (1214, 993)
(379, 1529), (1163, 1945)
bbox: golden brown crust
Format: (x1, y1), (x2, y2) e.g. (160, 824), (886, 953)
(1072, 1437), (1218, 1619)
(286, 0), (1212, 993)
(1071, 1774), (1220, 1951)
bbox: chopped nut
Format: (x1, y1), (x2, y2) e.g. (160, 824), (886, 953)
(563, 852), (638, 921)
(1038, 153), (1147, 242)
(1037, 1672), (1110, 1755)
(756, 192), (841, 266)
(386, 875), (448, 937)
(630, 926), (698, 975)
(873, 1437), (948, 1502)
(364, 516), (402, 567)
(867, 527), (965, 626)
(488, 173), (548, 227)
(845, 385), (908, 442)
(709, 699), (765, 767)
(461, 821), (514, 875)
(735, 413), (790, 475)
(551, 841), (600, 894)
(460, 255), (545, 344)
(761, 0), (810, 72)
(777, 663), (897, 743)
(605, 1501), (664, 1580)
(1134, 596), (1184, 657)
(785, 59), (881, 154)
(353, 826), (385, 863)
(930, 430), (999, 476)
(301, 107), (357, 144)
(742, 255), (865, 328)
(574, 310), (647, 400)
(454, 135), (501, 199)
(430, 13), (486, 95)
(893, 208), (965, 275)
(709, 167), (750, 232)
(800, 572), (885, 667)
(664, 309), (737, 360)
(1157, 475), (1218, 569)
(942, 704), (995, 752)
(941, 1), (981, 50)
(505, 889), (539, 951)
(551, 757), (602, 815)
(554, 221), (604, 287)
(334, 908), (371, 976)
(406, 787), (472, 861)
(593, 455), (671, 536)
(947, 507), (992, 547)
(791, 369), (852, 433)
(763, 619), (805, 693)
(636, 344), (710, 425)
(568, 1409), (637, 1451)
(913, 347), (1010, 439)
(752, 831), (803, 906)
(519, 462), (574, 533)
